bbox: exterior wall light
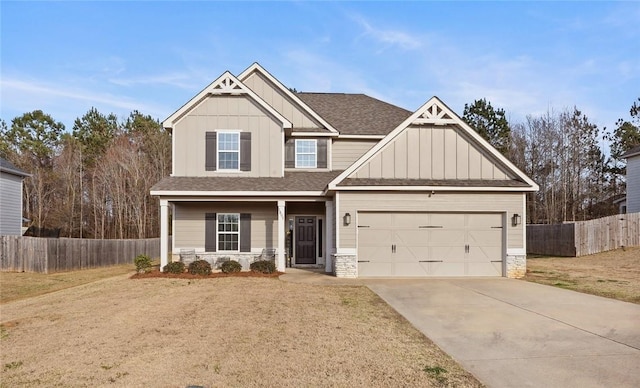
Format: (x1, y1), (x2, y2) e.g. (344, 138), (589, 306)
(344, 213), (351, 226)
(512, 213), (521, 227)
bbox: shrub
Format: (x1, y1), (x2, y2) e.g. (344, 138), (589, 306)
(134, 254), (153, 274)
(250, 260), (276, 274)
(220, 260), (242, 274)
(163, 261), (185, 274)
(188, 259), (212, 275)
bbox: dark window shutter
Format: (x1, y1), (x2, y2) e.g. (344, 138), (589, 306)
(285, 138), (295, 168)
(317, 139), (327, 168)
(206, 132), (217, 171)
(205, 213), (217, 252)
(240, 132), (251, 171)
(240, 213), (251, 252)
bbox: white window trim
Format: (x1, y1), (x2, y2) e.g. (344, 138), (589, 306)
(295, 139), (317, 169)
(217, 213), (240, 252)
(217, 130), (240, 172)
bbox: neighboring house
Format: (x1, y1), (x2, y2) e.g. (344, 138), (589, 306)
(622, 145), (640, 213)
(151, 63), (538, 278)
(0, 157), (30, 235)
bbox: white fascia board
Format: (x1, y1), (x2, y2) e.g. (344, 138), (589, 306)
(163, 71), (292, 130)
(237, 63), (339, 133)
(154, 195), (330, 203)
(333, 185), (539, 192)
(337, 135), (385, 140)
(150, 190), (326, 197)
(328, 96), (539, 191)
(291, 132), (338, 137)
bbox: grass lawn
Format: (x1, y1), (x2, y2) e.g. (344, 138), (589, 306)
(523, 246), (640, 304)
(0, 263), (136, 304)
(0, 274), (482, 387)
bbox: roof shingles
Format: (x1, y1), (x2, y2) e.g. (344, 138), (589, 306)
(151, 171), (343, 193)
(296, 93), (411, 136)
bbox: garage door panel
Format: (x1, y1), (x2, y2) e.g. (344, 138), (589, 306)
(468, 245), (502, 263)
(395, 246), (430, 262)
(467, 213), (502, 228)
(359, 229), (392, 246)
(430, 213), (465, 228)
(431, 245), (464, 261)
(394, 262), (430, 277)
(358, 262), (393, 277)
(357, 212), (504, 278)
(430, 230), (465, 246)
(394, 230), (430, 247)
(429, 262), (466, 276)
(394, 212), (428, 228)
(358, 212), (392, 229)
(468, 230), (502, 246)
(467, 262), (502, 276)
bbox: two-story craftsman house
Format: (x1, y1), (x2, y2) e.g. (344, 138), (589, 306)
(151, 63), (538, 278)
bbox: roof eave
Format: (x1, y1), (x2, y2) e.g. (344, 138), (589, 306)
(331, 185), (538, 192)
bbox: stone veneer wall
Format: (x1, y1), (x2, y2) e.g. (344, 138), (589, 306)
(506, 254), (526, 278)
(172, 253), (258, 271)
(332, 253), (357, 278)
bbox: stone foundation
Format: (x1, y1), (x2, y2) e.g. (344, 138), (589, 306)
(332, 254), (357, 278)
(173, 252), (259, 271)
(506, 254), (526, 278)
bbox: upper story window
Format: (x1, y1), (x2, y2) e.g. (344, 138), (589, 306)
(206, 131), (251, 172)
(218, 132), (240, 170)
(295, 139), (317, 168)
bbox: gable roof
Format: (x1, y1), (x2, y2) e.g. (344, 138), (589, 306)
(238, 63), (338, 134)
(0, 157), (30, 177)
(151, 170), (342, 196)
(329, 96), (539, 191)
(621, 145), (640, 159)
(296, 93), (412, 136)
(162, 71), (292, 130)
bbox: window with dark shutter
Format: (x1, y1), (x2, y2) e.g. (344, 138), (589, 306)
(285, 138), (295, 168)
(317, 139), (327, 168)
(205, 213), (217, 252)
(206, 132), (217, 171)
(240, 132), (251, 171)
(240, 213), (251, 252)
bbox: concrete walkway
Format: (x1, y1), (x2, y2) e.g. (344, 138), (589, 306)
(280, 270), (640, 387)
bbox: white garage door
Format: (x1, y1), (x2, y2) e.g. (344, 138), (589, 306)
(357, 212), (503, 277)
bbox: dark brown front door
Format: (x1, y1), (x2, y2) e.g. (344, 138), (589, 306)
(295, 216), (316, 264)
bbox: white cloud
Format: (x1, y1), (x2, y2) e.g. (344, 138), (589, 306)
(351, 14), (422, 51)
(0, 76), (170, 128)
(108, 72), (197, 89)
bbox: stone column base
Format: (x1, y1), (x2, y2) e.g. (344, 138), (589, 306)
(332, 254), (357, 278)
(506, 254), (526, 278)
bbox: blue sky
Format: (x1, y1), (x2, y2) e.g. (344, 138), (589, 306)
(1, 1), (639, 136)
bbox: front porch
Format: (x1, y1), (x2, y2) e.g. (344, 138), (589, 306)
(158, 198), (335, 273)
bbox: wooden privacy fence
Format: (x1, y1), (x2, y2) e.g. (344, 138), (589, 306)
(0, 236), (160, 273)
(527, 212), (640, 257)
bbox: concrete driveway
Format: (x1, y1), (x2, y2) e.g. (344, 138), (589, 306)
(366, 279), (640, 388)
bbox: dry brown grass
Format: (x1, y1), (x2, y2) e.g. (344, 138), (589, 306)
(524, 246), (640, 304)
(0, 275), (482, 387)
(0, 264), (135, 304)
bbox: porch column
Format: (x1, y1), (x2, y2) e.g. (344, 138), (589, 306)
(160, 199), (169, 271)
(277, 200), (286, 272)
(325, 200), (334, 273)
